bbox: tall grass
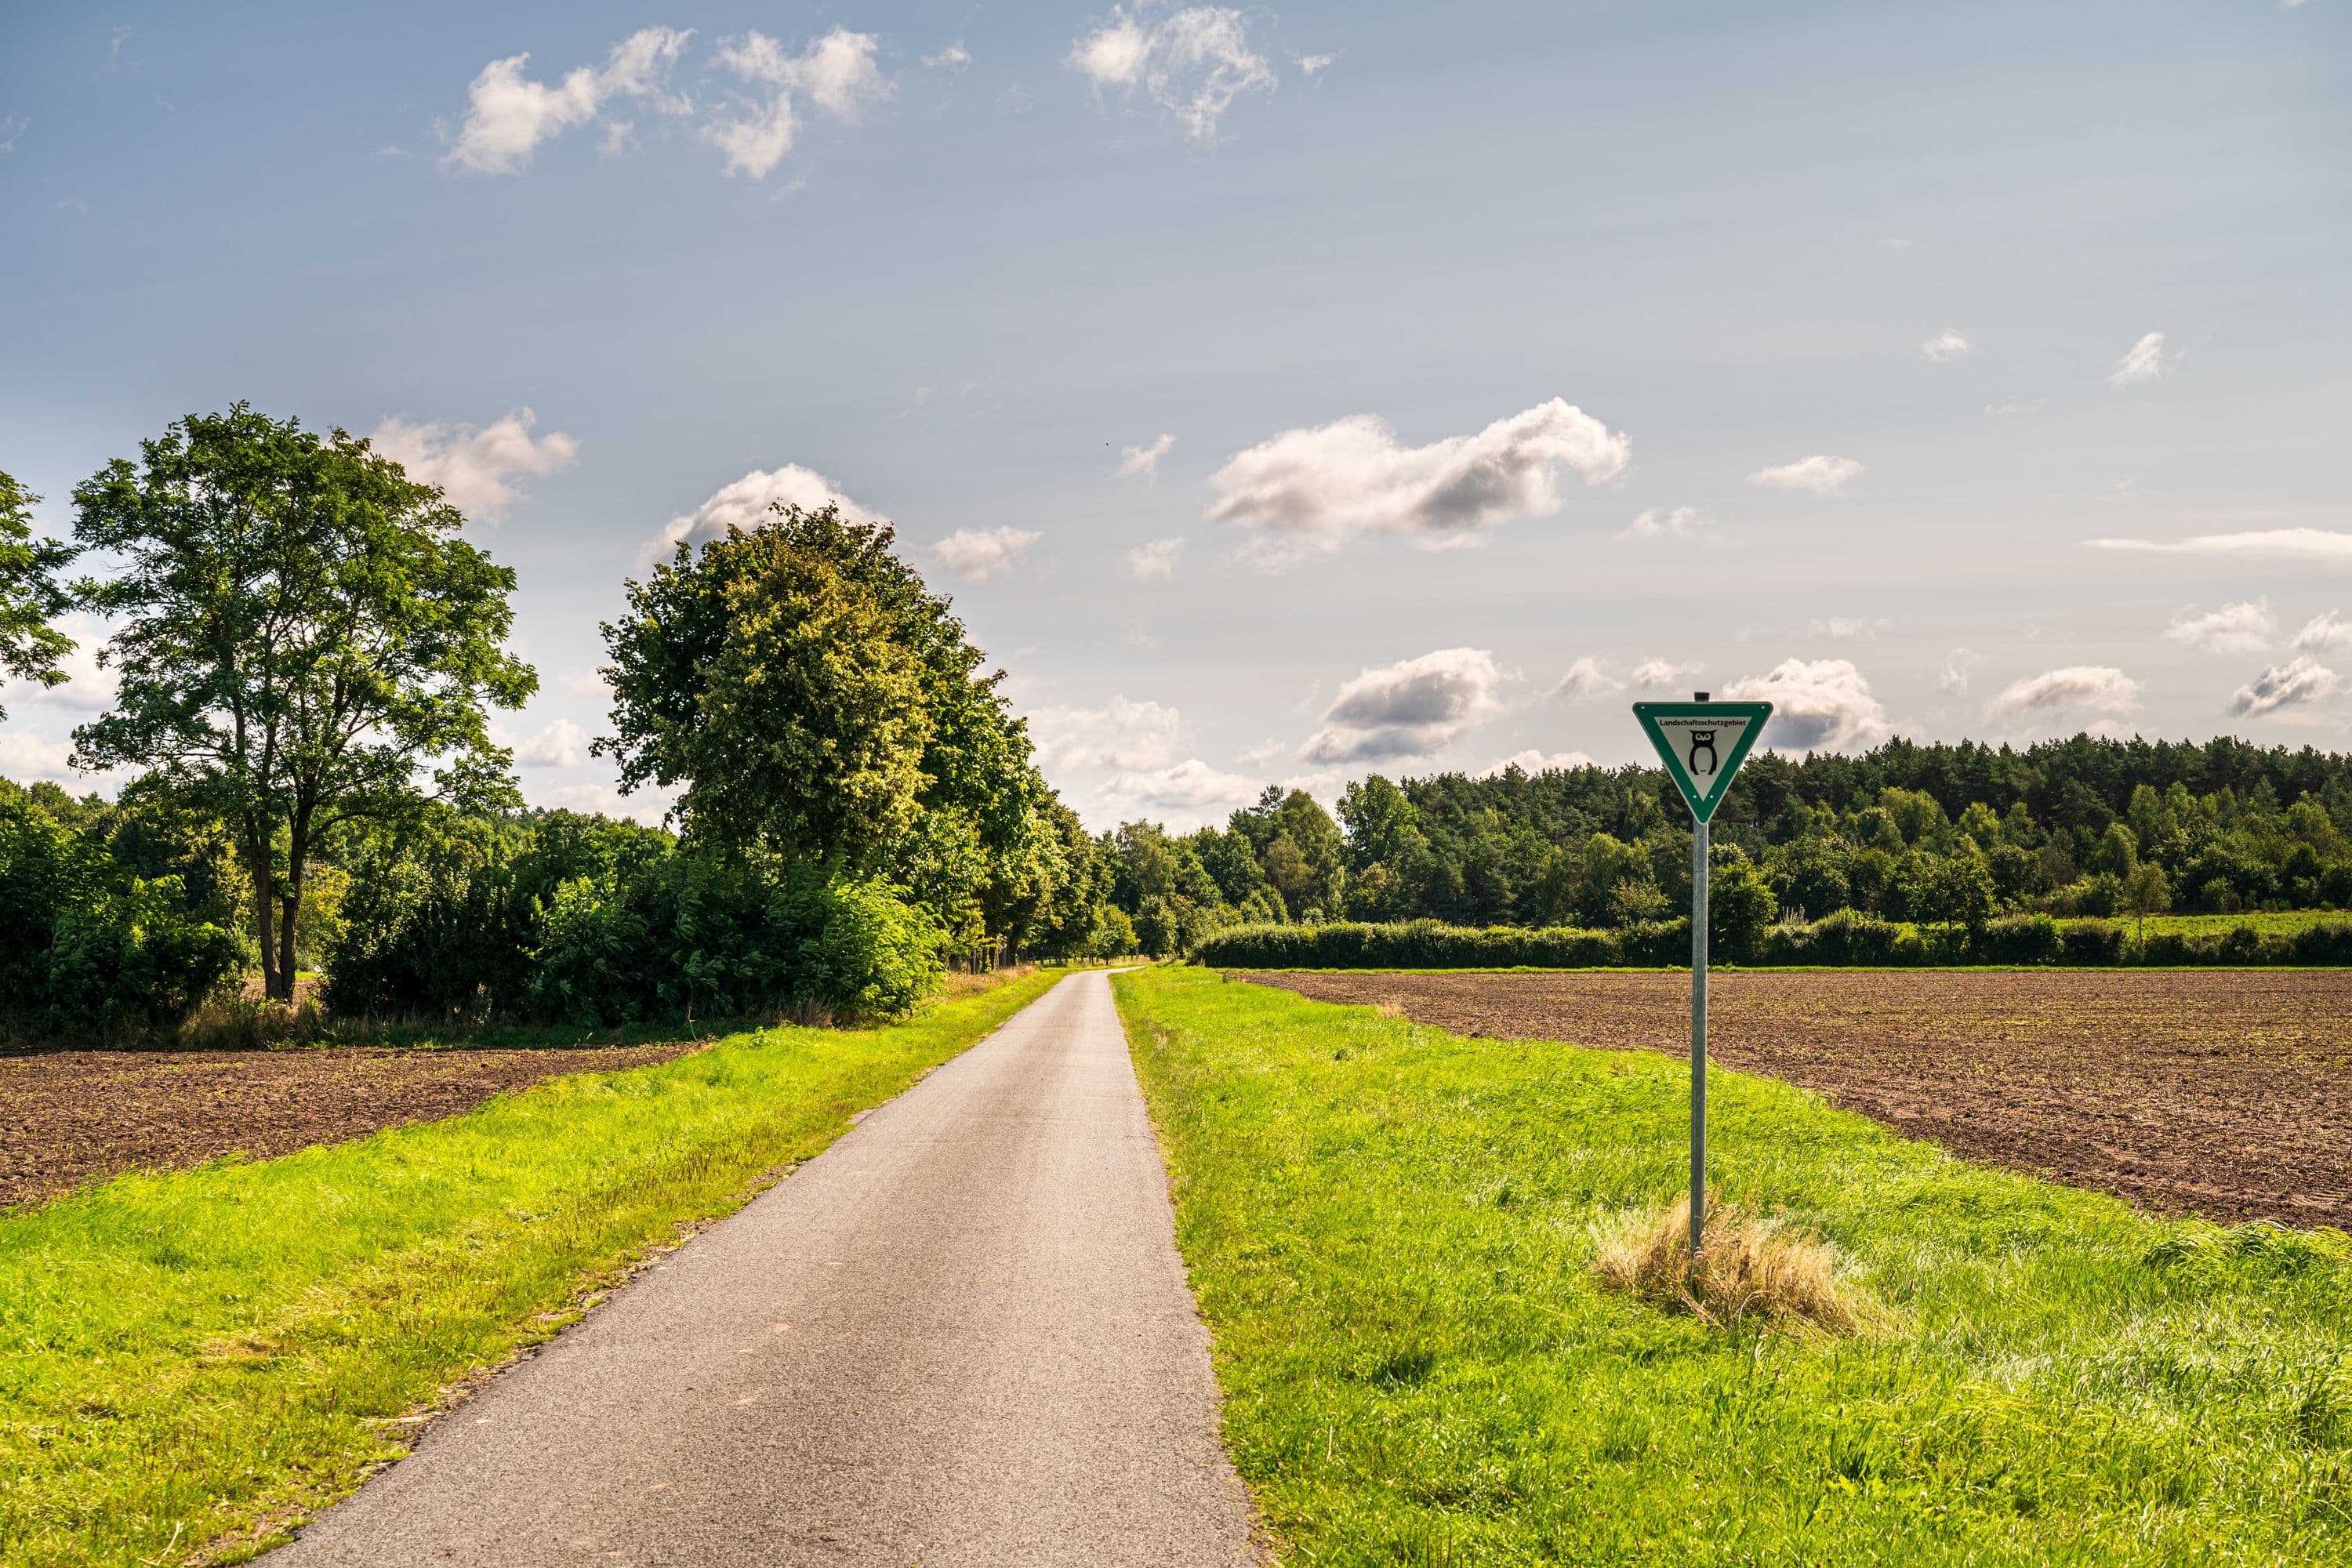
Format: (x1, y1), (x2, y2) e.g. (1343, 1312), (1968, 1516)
(1115, 967), (2352, 1565)
(0, 967), (1063, 1567)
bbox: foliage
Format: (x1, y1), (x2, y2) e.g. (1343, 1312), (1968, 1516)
(1113, 967), (2352, 1566)
(0, 968), (1064, 1567)
(0, 781), (244, 1039)
(70, 405), (535, 1000)
(0, 470), (75, 719)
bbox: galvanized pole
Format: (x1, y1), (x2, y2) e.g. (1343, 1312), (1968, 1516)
(1690, 815), (1709, 1254)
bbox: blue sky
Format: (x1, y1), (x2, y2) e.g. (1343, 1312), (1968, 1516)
(3, 1), (2348, 827)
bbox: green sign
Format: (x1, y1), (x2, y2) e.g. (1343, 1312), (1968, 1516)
(1633, 700), (1773, 824)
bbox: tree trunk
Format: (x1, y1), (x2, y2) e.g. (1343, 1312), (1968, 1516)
(251, 840), (283, 1002)
(275, 811), (309, 1005)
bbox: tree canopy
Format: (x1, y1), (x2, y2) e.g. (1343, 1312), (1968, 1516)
(0, 470), (75, 720)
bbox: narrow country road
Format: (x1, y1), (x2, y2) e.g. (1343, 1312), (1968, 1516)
(270, 971), (1259, 1567)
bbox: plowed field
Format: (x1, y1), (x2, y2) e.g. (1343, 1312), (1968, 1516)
(1245, 969), (2352, 1226)
(0, 1040), (701, 1210)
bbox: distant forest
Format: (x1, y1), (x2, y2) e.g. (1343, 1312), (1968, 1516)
(1098, 734), (2352, 954)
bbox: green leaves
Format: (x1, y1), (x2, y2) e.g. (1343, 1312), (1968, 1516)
(0, 470), (77, 720)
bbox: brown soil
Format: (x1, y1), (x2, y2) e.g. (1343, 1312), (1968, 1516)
(1245, 969), (2352, 1227)
(0, 1040), (702, 1210)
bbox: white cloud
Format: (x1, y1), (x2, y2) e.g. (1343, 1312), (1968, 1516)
(1550, 656), (1624, 701)
(2292, 611), (2352, 655)
(1724, 658), (1893, 753)
(368, 408), (578, 521)
(1300, 648), (1504, 764)
(928, 526), (1040, 583)
(442, 28), (693, 175)
(1921, 330), (1969, 361)
(1068, 5), (1278, 140)
(0, 114), (26, 154)
(1808, 617), (1883, 641)
(2109, 331), (2170, 387)
(516, 717), (590, 768)
(647, 465), (882, 565)
(1026, 695), (1183, 775)
(1989, 666), (2143, 720)
(1126, 536), (1185, 580)
(1936, 648), (1983, 695)
(1099, 758), (1262, 821)
(1481, 749), (1598, 777)
(2164, 599), (2274, 656)
(2230, 655), (2340, 717)
(1295, 53), (1338, 75)
(1236, 737), (1287, 766)
(2085, 528), (2352, 562)
(1210, 398), (1630, 567)
(1621, 506), (1702, 539)
(1630, 658), (1703, 690)
(706, 27), (888, 179)
(1750, 455), (1864, 495)
(924, 42), (971, 70)
(1120, 432), (1175, 480)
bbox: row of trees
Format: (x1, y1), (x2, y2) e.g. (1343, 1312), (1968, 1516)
(0, 408), (1132, 1039)
(1081, 736), (2352, 956)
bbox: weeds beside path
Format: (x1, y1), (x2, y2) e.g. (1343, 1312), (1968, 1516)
(1116, 967), (2352, 1566)
(0, 967), (1065, 1568)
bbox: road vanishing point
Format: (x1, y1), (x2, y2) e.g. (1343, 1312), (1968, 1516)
(270, 971), (1261, 1566)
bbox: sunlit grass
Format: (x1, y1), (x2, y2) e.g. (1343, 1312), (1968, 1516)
(1116, 966), (2352, 1565)
(0, 967), (1063, 1567)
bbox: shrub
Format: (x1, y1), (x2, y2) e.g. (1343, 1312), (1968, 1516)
(1973, 913), (2061, 965)
(2057, 919), (2124, 965)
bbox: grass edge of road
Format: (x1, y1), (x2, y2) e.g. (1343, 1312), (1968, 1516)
(0, 966), (1068, 1568)
(1115, 966), (2352, 1566)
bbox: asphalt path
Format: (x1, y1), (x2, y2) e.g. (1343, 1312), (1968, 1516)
(270, 971), (1259, 1566)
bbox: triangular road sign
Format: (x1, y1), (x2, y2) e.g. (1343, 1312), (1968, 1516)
(1633, 700), (1774, 824)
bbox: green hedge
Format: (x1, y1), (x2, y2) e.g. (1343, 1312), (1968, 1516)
(1191, 910), (2352, 969)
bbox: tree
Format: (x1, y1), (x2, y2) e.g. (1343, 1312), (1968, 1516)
(71, 406), (536, 1000)
(2121, 861), (2171, 940)
(0, 470), (75, 719)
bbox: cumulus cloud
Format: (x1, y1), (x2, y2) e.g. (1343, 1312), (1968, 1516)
(1750, 455), (1864, 495)
(1630, 658), (1703, 690)
(368, 408), (578, 521)
(1723, 659), (1893, 753)
(2292, 611), (2352, 655)
(1481, 749), (1599, 777)
(1936, 648), (1984, 695)
(2085, 528), (2352, 562)
(1120, 433), (1175, 480)
(1025, 695), (1184, 775)
(516, 717), (590, 768)
(1295, 52), (1338, 75)
(706, 27), (889, 179)
(1809, 617), (1883, 641)
(1621, 506), (1701, 539)
(1100, 757), (1262, 818)
(928, 526), (1040, 583)
(1299, 648), (1504, 764)
(1126, 537), (1185, 580)
(1921, 330), (1969, 361)
(1067, 4), (1278, 140)
(2109, 331), (2170, 387)
(2164, 599), (2274, 656)
(645, 464), (881, 564)
(442, 27), (694, 175)
(1989, 666), (2142, 720)
(923, 42), (971, 69)
(1209, 398), (1630, 567)
(2229, 655), (2340, 717)
(1550, 656), (1623, 701)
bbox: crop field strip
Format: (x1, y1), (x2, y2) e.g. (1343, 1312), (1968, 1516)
(0, 1040), (706, 1210)
(1247, 967), (2352, 1227)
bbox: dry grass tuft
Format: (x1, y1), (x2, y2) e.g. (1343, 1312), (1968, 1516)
(1593, 1196), (1890, 1338)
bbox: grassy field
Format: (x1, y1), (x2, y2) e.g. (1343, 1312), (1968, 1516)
(0, 967), (1064, 1568)
(2132, 909), (2345, 937)
(1114, 967), (2352, 1566)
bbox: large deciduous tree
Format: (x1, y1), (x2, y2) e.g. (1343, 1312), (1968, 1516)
(71, 405), (537, 1001)
(599, 503), (1041, 953)
(0, 470), (76, 719)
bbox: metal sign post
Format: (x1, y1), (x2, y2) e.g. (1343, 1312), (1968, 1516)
(1633, 692), (1772, 1253)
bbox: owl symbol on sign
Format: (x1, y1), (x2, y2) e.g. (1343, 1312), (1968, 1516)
(1686, 729), (1719, 776)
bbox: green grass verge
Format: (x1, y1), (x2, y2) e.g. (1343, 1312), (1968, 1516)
(1114, 967), (2352, 1566)
(0, 967), (1065, 1568)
